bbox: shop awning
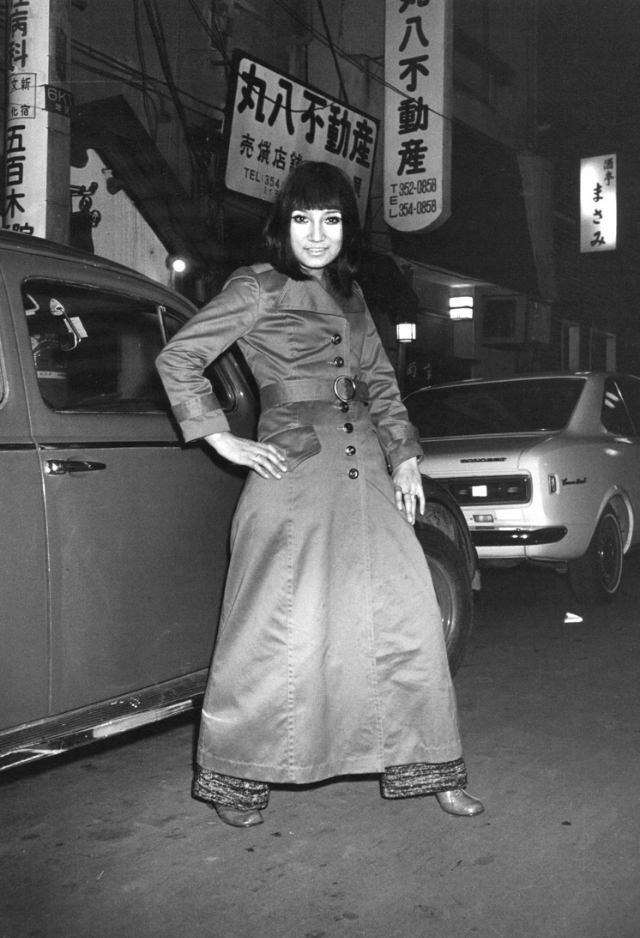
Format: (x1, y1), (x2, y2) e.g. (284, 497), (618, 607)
(390, 122), (540, 297)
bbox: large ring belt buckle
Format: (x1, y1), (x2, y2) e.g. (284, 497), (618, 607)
(333, 375), (357, 403)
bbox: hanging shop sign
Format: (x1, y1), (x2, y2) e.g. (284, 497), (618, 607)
(4, 0), (47, 236)
(225, 53), (378, 223)
(3, 0), (71, 239)
(383, 0), (452, 233)
(580, 154), (617, 253)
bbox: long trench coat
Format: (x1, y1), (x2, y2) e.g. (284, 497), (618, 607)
(156, 264), (463, 785)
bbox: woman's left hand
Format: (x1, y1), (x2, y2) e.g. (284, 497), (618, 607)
(392, 457), (425, 525)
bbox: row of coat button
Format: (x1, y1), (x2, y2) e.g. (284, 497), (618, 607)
(330, 331), (355, 474)
(330, 333), (343, 368)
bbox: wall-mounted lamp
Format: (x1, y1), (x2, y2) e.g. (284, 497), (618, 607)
(396, 322), (417, 343)
(448, 296), (474, 320)
(166, 255), (188, 274)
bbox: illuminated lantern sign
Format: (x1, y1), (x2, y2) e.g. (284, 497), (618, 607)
(383, 0), (452, 232)
(580, 154), (617, 253)
(225, 54), (378, 223)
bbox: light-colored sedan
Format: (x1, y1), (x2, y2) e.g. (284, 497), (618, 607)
(405, 372), (640, 604)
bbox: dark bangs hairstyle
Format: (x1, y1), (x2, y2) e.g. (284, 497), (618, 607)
(263, 161), (362, 296)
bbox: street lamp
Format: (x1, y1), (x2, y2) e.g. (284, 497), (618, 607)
(396, 321), (417, 342)
(166, 254), (188, 292)
(395, 321), (416, 394)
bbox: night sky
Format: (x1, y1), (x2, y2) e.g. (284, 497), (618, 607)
(535, 0), (640, 148)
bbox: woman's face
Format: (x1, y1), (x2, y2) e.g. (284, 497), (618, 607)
(289, 208), (343, 278)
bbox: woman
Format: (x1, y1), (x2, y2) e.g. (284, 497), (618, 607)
(156, 161), (484, 828)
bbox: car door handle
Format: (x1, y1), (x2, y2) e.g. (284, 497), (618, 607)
(45, 459), (107, 475)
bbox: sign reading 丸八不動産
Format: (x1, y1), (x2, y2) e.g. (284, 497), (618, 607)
(225, 53), (378, 223)
(580, 154), (617, 253)
(383, 0), (452, 233)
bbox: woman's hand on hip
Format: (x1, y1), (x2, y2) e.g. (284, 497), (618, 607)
(392, 457), (425, 525)
(205, 431), (288, 479)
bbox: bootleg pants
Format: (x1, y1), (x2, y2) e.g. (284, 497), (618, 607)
(193, 760), (468, 811)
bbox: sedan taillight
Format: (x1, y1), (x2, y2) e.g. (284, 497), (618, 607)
(440, 475), (531, 505)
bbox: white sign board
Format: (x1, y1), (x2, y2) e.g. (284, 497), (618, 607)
(3, 0), (50, 236)
(383, 0), (452, 232)
(580, 154), (617, 252)
(225, 54), (378, 223)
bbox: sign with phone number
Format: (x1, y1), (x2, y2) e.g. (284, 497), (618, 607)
(392, 176), (438, 218)
(383, 0), (452, 233)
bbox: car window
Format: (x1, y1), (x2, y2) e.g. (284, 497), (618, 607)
(614, 375), (640, 435)
(23, 280), (233, 414)
(601, 377), (634, 435)
(405, 377), (585, 437)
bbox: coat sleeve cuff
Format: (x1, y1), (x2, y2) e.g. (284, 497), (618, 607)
(386, 439), (424, 473)
(171, 391), (230, 442)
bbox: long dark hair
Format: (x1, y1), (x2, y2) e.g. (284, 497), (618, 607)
(263, 161), (362, 296)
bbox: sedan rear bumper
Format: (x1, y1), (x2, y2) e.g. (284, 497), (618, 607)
(471, 526), (568, 546)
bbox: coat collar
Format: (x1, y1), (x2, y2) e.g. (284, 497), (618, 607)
(278, 273), (364, 319)
(246, 263), (365, 317)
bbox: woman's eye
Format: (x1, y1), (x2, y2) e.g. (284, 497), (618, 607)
(292, 214), (308, 224)
(324, 215), (341, 225)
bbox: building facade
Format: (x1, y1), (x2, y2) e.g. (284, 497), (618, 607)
(3, 0), (637, 382)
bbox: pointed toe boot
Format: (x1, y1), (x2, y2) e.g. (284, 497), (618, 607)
(436, 789), (485, 817)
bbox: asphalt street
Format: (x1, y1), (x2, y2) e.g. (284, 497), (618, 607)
(2, 555), (640, 938)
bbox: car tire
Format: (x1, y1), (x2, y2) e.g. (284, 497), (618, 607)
(568, 507), (624, 604)
(415, 523), (473, 675)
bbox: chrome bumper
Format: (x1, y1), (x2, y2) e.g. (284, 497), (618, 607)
(471, 526), (568, 546)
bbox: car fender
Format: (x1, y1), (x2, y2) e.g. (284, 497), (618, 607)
(419, 472), (480, 589)
(590, 486), (634, 553)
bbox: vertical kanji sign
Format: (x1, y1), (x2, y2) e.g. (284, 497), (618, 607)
(3, 0), (71, 240)
(225, 54), (378, 223)
(580, 154), (617, 253)
(4, 0), (43, 236)
(383, 0), (452, 232)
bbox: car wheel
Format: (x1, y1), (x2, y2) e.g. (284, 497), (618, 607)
(568, 507), (624, 604)
(415, 524), (473, 675)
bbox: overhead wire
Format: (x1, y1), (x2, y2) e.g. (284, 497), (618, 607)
(142, 0), (201, 174)
(186, 0), (232, 78)
(71, 39), (225, 119)
(270, 0), (427, 110)
(133, 0), (159, 139)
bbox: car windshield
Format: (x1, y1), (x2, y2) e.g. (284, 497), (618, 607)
(405, 377), (586, 437)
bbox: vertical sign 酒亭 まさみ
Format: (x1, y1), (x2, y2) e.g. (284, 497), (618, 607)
(580, 154), (617, 253)
(383, 0), (452, 233)
(224, 53), (378, 224)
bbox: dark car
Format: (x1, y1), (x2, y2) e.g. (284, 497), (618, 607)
(0, 232), (477, 772)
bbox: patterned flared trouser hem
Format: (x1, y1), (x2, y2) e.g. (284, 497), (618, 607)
(193, 766), (270, 811)
(380, 758), (468, 799)
(193, 758), (468, 809)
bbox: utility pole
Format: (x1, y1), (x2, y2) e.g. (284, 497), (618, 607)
(4, 0), (71, 242)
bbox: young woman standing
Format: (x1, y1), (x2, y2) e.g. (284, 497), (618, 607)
(156, 161), (484, 827)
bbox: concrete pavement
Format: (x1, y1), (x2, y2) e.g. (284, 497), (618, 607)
(2, 557), (640, 938)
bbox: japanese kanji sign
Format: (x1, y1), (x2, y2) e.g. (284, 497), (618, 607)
(383, 0), (452, 232)
(225, 54), (378, 222)
(580, 154), (617, 253)
(3, 0), (72, 238)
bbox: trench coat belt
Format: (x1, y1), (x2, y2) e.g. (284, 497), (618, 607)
(260, 377), (369, 410)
